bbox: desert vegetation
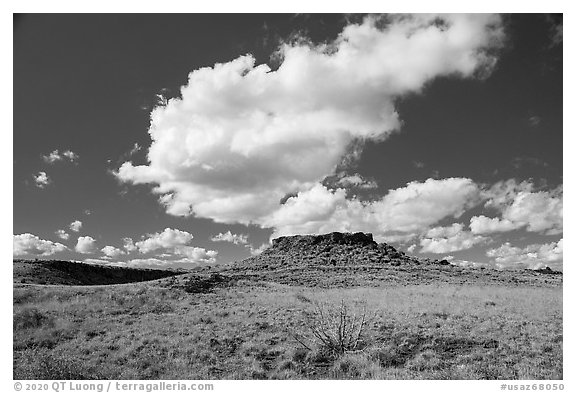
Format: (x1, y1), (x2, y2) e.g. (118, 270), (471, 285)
(13, 275), (562, 379)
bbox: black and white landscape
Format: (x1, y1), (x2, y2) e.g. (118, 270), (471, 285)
(13, 14), (562, 380)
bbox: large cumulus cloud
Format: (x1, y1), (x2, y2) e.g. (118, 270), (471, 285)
(13, 233), (68, 257)
(115, 14), (504, 236)
(264, 177), (482, 240)
(470, 180), (563, 235)
(486, 239), (563, 269)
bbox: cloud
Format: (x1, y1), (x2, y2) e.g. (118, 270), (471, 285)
(69, 220), (83, 232)
(171, 246), (218, 263)
(419, 223), (486, 253)
(122, 237), (137, 252)
(211, 231), (248, 245)
(101, 245), (126, 258)
(246, 243), (269, 256)
(335, 173), (377, 189)
(486, 239), (563, 269)
(134, 228), (194, 253)
(510, 157), (548, 169)
(33, 172), (51, 188)
(75, 236), (97, 254)
(85, 255), (214, 270)
(479, 180), (562, 235)
(42, 150), (62, 164)
(55, 229), (70, 240)
(451, 259), (487, 268)
(116, 14), (504, 231)
(265, 177), (482, 240)
(528, 116), (541, 127)
(546, 15), (562, 47)
(128, 143), (142, 156)
(128, 229), (218, 263)
(62, 150), (79, 162)
(369, 177), (481, 234)
(85, 236), (218, 268)
(469, 215), (520, 235)
(42, 149), (79, 164)
(13, 233), (68, 257)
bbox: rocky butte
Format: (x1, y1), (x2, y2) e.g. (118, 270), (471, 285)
(265, 232), (417, 267)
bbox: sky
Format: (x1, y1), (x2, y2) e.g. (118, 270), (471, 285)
(13, 13), (563, 270)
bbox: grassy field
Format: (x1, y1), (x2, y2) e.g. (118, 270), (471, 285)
(13, 276), (562, 380)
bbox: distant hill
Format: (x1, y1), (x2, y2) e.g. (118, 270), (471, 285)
(13, 259), (185, 286)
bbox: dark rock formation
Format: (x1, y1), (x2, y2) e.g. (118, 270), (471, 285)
(532, 266), (562, 275)
(234, 231), (418, 271)
(272, 232), (376, 250)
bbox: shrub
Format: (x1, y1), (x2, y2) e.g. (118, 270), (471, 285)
(297, 300), (372, 357)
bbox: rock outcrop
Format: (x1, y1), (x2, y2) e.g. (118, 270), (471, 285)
(532, 266), (562, 275)
(233, 231), (419, 271)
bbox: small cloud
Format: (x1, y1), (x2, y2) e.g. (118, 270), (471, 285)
(172, 246), (218, 263)
(75, 236), (97, 254)
(469, 215), (520, 235)
(87, 256), (212, 270)
(528, 116), (541, 127)
(123, 237), (137, 252)
(101, 245), (126, 258)
(420, 223), (487, 254)
(451, 259), (487, 268)
(335, 173), (378, 189)
(42, 150), (62, 164)
(13, 233), (68, 257)
(135, 228), (194, 254)
(413, 161), (425, 169)
(546, 14), (562, 47)
(62, 150), (79, 162)
(69, 220), (83, 232)
(84, 209), (92, 216)
(211, 231), (248, 245)
(42, 149), (79, 164)
(550, 23), (562, 47)
(511, 157), (548, 169)
(246, 243), (269, 256)
(128, 143), (142, 157)
(33, 172), (51, 188)
(155, 93), (168, 107)
(55, 229), (70, 240)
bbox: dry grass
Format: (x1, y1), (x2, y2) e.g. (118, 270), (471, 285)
(13, 278), (562, 380)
